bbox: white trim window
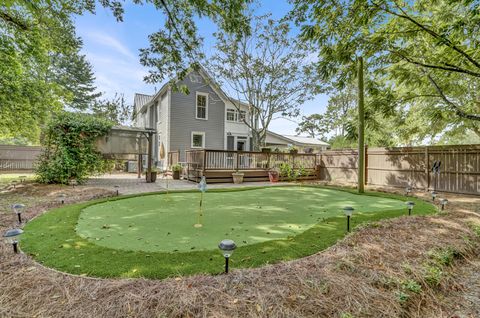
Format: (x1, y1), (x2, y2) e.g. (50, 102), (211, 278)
(226, 108), (236, 121)
(196, 92), (208, 120)
(191, 131), (205, 148)
(226, 108), (247, 123)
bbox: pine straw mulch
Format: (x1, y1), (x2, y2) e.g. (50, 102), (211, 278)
(0, 184), (479, 318)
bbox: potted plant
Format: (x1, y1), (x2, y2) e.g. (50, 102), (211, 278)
(232, 170), (245, 184)
(147, 169), (158, 183)
(268, 168), (279, 183)
(288, 146), (299, 154)
(171, 164), (182, 180)
(261, 147), (271, 153)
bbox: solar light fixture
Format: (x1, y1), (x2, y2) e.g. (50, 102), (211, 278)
(3, 228), (23, 253)
(12, 203), (25, 223)
(58, 193), (66, 204)
(114, 185), (120, 196)
(218, 239), (236, 273)
(19, 176), (27, 183)
(431, 191), (437, 201)
(440, 198), (448, 210)
(405, 186), (412, 196)
(11, 180), (18, 189)
(69, 179), (77, 188)
(343, 206), (354, 232)
(406, 201), (415, 216)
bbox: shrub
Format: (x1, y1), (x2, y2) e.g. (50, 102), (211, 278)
(36, 112), (113, 184)
(171, 164), (183, 172)
(279, 162), (305, 181)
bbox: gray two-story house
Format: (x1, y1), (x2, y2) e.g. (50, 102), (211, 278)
(134, 68), (329, 169)
(134, 68), (253, 169)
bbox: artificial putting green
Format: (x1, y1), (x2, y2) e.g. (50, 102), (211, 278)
(77, 186), (407, 253)
(22, 186), (436, 279)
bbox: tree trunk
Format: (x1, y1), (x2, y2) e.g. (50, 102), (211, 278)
(357, 56), (365, 194)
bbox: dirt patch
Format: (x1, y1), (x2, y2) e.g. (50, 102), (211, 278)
(0, 183), (479, 317)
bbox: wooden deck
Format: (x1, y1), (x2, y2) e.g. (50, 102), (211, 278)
(183, 149), (319, 183)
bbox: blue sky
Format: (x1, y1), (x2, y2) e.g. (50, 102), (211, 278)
(74, 1), (329, 135)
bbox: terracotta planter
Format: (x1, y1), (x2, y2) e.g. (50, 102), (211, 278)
(268, 171), (279, 183)
(232, 172), (244, 184)
(173, 170), (180, 180)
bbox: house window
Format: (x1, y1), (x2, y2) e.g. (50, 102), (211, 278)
(239, 110), (246, 122)
(196, 92), (208, 120)
(191, 132), (205, 148)
(226, 108), (247, 122)
(226, 108), (236, 121)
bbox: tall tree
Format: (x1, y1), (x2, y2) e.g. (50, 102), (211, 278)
(208, 14), (320, 149)
(92, 93), (133, 126)
(0, 1), (110, 142)
(296, 114), (329, 138)
(50, 50), (102, 111)
(290, 0), (480, 141)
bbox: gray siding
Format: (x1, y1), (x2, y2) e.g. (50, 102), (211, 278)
(169, 72), (225, 161)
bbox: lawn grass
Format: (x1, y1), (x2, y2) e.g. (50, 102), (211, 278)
(76, 186), (408, 253)
(21, 186), (436, 279)
(0, 173), (34, 188)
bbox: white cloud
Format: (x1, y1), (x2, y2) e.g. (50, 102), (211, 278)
(84, 31), (136, 59)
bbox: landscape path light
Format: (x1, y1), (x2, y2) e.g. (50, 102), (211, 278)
(431, 191), (437, 201)
(11, 180), (18, 189)
(343, 206), (354, 232)
(12, 203), (25, 223)
(114, 185), (120, 196)
(58, 193), (66, 204)
(19, 176), (27, 183)
(406, 201), (415, 216)
(405, 186), (412, 196)
(69, 179), (77, 188)
(3, 228), (23, 253)
(218, 239), (236, 274)
(440, 198), (448, 210)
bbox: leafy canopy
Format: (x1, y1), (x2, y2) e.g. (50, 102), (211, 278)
(291, 0), (480, 142)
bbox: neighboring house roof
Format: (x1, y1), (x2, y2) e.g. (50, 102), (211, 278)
(134, 93), (153, 111)
(266, 130), (329, 147)
(282, 135), (330, 146)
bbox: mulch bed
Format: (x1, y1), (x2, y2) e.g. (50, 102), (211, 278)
(0, 183), (479, 318)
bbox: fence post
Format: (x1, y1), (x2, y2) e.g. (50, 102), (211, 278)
(425, 146), (429, 191)
(364, 145), (368, 185)
(236, 151), (240, 171)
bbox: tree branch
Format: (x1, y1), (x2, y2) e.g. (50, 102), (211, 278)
(373, 1), (480, 71)
(426, 74), (480, 121)
(390, 50), (480, 78)
(0, 11), (28, 30)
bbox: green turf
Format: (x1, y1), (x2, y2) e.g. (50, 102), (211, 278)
(21, 186), (436, 279)
(76, 187), (407, 253)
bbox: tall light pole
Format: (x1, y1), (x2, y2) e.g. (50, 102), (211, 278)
(357, 56), (365, 193)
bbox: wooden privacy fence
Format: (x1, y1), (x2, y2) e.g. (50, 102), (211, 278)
(318, 145), (480, 195)
(0, 145), (42, 171)
(185, 149), (318, 183)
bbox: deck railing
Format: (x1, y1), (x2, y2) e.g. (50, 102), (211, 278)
(185, 149), (317, 172)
